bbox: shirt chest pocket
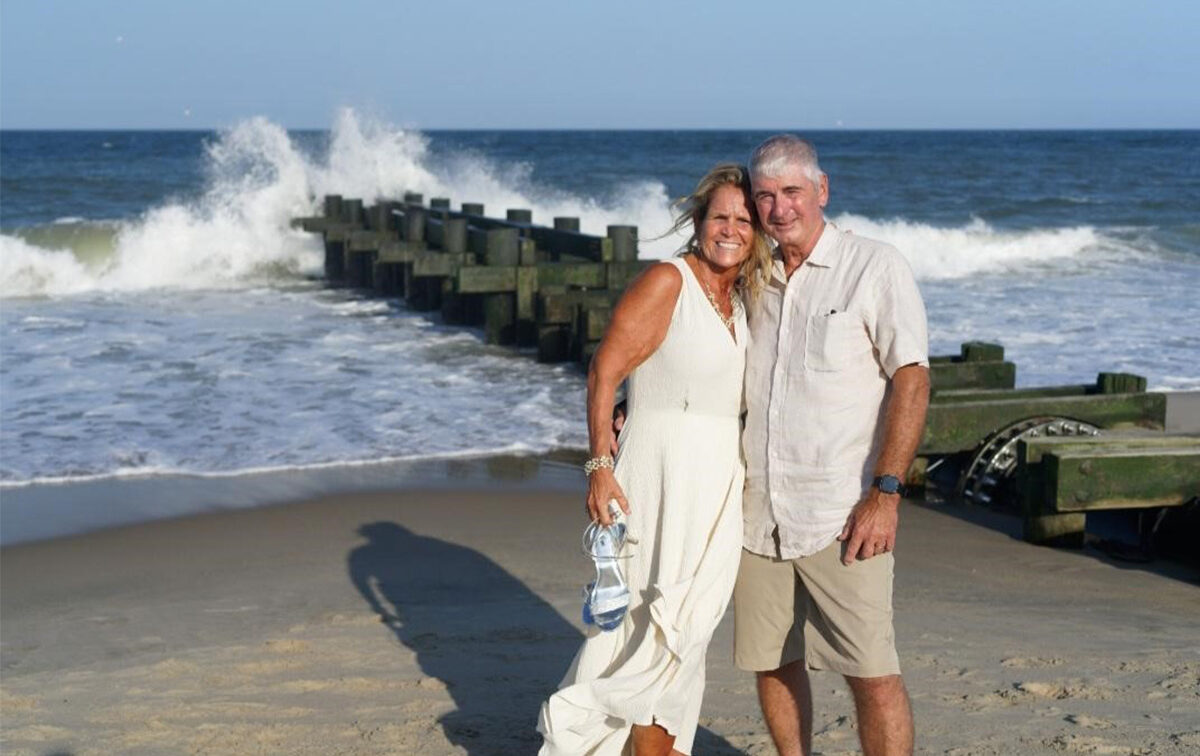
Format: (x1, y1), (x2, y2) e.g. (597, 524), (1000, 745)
(805, 312), (871, 371)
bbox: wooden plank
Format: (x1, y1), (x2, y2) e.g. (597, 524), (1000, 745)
(932, 372), (1152, 404)
(1097, 372), (1148, 394)
(538, 290), (620, 324)
(1017, 433), (1198, 545)
(932, 384), (1091, 405)
(930, 360), (1016, 392)
(930, 342), (1004, 363)
(1045, 447), (1200, 512)
(921, 392), (1168, 455)
(457, 266), (517, 294)
(376, 241), (420, 264)
(1022, 433), (1200, 457)
(412, 252), (459, 278)
(607, 260), (653, 290)
(537, 263), (607, 289)
(292, 216), (352, 234)
(527, 226), (609, 261)
(346, 230), (396, 252)
(960, 341), (1005, 362)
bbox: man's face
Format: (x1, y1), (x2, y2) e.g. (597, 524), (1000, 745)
(751, 165), (829, 254)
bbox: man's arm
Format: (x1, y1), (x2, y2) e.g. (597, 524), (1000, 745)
(838, 363), (930, 564)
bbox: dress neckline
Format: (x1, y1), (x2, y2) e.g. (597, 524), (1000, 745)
(677, 255), (739, 346)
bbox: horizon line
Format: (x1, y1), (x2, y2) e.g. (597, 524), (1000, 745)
(2, 125), (1198, 133)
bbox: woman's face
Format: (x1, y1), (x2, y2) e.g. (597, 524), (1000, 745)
(697, 183), (755, 272)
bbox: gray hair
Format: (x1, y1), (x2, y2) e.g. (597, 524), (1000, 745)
(749, 134), (824, 187)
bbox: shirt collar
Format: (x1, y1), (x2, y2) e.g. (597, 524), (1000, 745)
(769, 221), (838, 284)
(804, 221), (840, 268)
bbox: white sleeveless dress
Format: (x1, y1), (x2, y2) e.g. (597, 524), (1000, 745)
(538, 257), (746, 755)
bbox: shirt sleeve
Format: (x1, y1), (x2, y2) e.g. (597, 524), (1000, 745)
(869, 249), (929, 378)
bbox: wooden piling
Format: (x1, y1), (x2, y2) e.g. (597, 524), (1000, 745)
(342, 198), (364, 226)
(607, 225), (638, 262)
(324, 194), (343, 220)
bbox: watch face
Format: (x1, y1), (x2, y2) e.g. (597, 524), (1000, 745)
(876, 475), (902, 494)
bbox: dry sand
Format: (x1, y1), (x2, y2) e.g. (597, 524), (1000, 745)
(2, 457), (1198, 755)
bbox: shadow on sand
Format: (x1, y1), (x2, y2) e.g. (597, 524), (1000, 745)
(348, 521), (743, 755)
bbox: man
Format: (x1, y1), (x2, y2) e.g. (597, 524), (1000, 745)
(735, 134), (929, 756)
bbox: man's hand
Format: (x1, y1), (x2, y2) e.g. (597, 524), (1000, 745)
(610, 402), (627, 456)
(837, 488), (900, 564)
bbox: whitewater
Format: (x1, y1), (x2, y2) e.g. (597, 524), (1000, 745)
(1, 113), (1197, 489)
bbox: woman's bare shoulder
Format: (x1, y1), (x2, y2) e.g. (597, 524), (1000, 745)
(622, 259), (683, 306)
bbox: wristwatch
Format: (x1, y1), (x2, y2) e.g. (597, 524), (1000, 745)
(872, 474), (905, 496)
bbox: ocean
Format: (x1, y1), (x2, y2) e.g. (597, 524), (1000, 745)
(2, 113), (1197, 540)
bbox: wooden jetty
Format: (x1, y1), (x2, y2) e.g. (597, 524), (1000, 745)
(918, 342), (1197, 547)
(294, 193), (644, 365)
(293, 194), (1198, 549)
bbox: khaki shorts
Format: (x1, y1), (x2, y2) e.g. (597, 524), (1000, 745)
(733, 538), (900, 678)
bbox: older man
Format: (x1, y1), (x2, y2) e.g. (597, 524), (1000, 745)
(734, 134), (929, 756)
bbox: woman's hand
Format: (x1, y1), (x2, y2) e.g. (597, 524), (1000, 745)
(586, 468), (630, 525)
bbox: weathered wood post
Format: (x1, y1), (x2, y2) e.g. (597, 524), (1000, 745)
(324, 227), (350, 282)
(402, 205), (427, 245)
(507, 208), (533, 224)
(1097, 372), (1148, 394)
(607, 225), (638, 262)
(929, 341), (1016, 393)
(437, 217), (471, 324)
(482, 228), (520, 344)
(553, 217), (581, 232)
(444, 218), (467, 254)
(342, 198), (364, 227)
(324, 194), (343, 220)
(462, 202), (485, 216)
(430, 197), (451, 211)
(345, 230), (390, 289)
(366, 203), (390, 232)
(402, 204), (431, 307)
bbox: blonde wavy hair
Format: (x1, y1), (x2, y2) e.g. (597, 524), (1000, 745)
(666, 163), (773, 300)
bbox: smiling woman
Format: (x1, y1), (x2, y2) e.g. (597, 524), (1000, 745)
(537, 164), (771, 756)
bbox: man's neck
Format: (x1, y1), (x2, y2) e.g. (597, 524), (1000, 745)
(780, 221), (826, 279)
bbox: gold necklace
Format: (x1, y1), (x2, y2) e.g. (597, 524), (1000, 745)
(699, 275), (742, 331)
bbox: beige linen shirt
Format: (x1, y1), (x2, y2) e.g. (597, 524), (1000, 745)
(742, 222), (929, 559)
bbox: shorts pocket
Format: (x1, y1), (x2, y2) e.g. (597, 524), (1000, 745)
(805, 312), (870, 371)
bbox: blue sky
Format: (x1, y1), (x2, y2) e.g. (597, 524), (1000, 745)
(2, 0), (1197, 129)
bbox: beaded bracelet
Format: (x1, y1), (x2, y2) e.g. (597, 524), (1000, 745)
(583, 455), (614, 476)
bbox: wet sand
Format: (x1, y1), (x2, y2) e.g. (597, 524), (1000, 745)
(2, 457), (1198, 755)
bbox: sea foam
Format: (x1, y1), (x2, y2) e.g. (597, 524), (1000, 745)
(830, 214), (1114, 279)
(0, 109), (1132, 299)
(1, 110), (678, 298)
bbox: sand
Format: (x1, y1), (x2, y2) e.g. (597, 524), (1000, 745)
(2, 456), (1198, 755)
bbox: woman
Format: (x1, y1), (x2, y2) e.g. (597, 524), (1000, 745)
(538, 164), (772, 756)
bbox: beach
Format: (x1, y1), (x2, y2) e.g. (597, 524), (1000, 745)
(2, 455), (1197, 755)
